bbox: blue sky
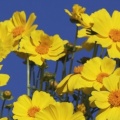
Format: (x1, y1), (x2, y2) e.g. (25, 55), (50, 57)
(0, 0), (120, 105)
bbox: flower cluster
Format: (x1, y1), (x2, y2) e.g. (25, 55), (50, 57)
(0, 3), (120, 120)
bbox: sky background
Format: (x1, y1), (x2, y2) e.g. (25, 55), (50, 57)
(0, 0), (120, 112)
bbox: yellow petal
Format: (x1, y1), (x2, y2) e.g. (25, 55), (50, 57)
(0, 74), (10, 86)
(81, 57), (101, 80)
(112, 10), (120, 29)
(91, 91), (110, 109)
(107, 42), (120, 58)
(101, 57), (116, 74)
(32, 91), (55, 109)
(25, 13), (37, 29)
(103, 75), (119, 91)
(91, 8), (111, 37)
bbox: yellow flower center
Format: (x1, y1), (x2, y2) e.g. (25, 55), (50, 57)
(35, 44), (49, 54)
(108, 90), (120, 107)
(12, 26), (24, 38)
(73, 65), (83, 74)
(109, 29), (120, 42)
(28, 106), (40, 118)
(96, 73), (109, 83)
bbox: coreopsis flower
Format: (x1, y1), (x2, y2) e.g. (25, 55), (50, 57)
(65, 4), (93, 28)
(20, 30), (68, 66)
(0, 65), (10, 86)
(79, 9), (120, 58)
(6, 11), (37, 50)
(35, 102), (85, 120)
(56, 65), (92, 95)
(80, 56), (120, 90)
(12, 91), (56, 120)
(89, 75), (120, 120)
(0, 22), (13, 62)
(0, 118), (8, 120)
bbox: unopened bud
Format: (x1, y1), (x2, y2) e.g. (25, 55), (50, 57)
(49, 80), (58, 90)
(3, 90), (12, 99)
(76, 103), (86, 114)
(64, 42), (75, 53)
(43, 72), (55, 81)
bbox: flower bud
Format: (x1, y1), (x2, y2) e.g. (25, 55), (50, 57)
(43, 72), (55, 81)
(64, 42), (75, 53)
(76, 103), (86, 114)
(3, 90), (12, 99)
(49, 80), (58, 90)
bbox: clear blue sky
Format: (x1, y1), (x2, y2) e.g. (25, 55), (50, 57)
(0, 0), (120, 105)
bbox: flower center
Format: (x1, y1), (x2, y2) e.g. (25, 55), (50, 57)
(35, 44), (49, 54)
(28, 106), (40, 118)
(108, 90), (120, 107)
(96, 73), (109, 83)
(109, 29), (120, 42)
(12, 26), (24, 38)
(73, 65), (83, 74)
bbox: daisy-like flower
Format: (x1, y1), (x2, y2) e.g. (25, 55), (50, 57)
(0, 65), (10, 86)
(65, 4), (86, 21)
(35, 102), (85, 120)
(6, 11), (37, 50)
(89, 75), (120, 120)
(0, 22), (13, 62)
(79, 9), (120, 58)
(12, 91), (56, 120)
(80, 56), (120, 91)
(56, 65), (92, 95)
(65, 4), (93, 28)
(20, 30), (68, 66)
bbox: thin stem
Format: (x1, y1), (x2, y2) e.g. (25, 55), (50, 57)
(61, 55), (67, 79)
(0, 100), (6, 118)
(99, 47), (104, 58)
(40, 65), (45, 91)
(69, 26), (78, 74)
(92, 41), (99, 58)
(75, 90), (80, 110)
(27, 58), (30, 96)
(54, 61), (58, 74)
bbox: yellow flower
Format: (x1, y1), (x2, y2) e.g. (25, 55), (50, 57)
(65, 4), (86, 21)
(89, 75), (120, 120)
(65, 4), (93, 28)
(79, 8), (120, 58)
(56, 65), (92, 95)
(0, 22), (13, 62)
(20, 30), (68, 66)
(35, 102), (85, 120)
(0, 117), (8, 120)
(80, 56), (120, 90)
(0, 65), (10, 86)
(12, 91), (55, 120)
(6, 11), (37, 50)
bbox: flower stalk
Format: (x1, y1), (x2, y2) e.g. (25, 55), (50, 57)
(27, 58), (30, 96)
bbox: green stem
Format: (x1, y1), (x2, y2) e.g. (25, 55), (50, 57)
(0, 100), (6, 118)
(75, 90), (80, 110)
(99, 47), (104, 58)
(62, 55), (67, 79)
(69, 26), (78, 74)
(27, 58), (30, 96)
(40, 64), (45, 91)
(92, 41), (99, 58)
(54, 61), (58, 74)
